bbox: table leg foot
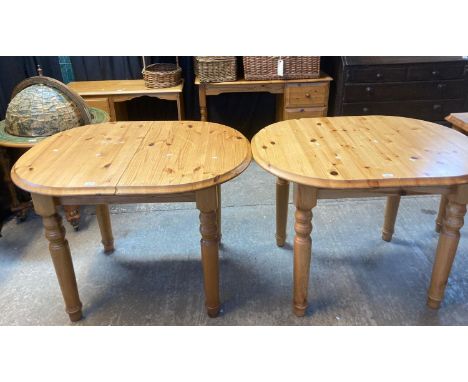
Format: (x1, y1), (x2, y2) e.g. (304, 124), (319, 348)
(196, 187), (220, 318)
(292, 184), (317, 317)
(276, 178), (289, 247)
(427, 198), (466, 309)
(382, 195), (401, 242)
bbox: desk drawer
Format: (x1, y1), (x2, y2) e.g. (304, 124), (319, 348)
(345, 67), (406, 83)
(283, 106), (327, 120)
(342, 99), (465, 121)
(344, 80), (467, 102)
(285, 83), (329, 107)
(83, 97), (111, 116)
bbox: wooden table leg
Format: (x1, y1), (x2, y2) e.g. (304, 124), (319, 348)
(382, 195), (401, 242)
(196, 187), (220, 317)
(96, 204), (114, 254)
(198, 84), (208, 121)
(177, 93), (185, 121)
(276, 177), (290, 247)
(427, 191), (467, 309)
(292, 184), (317, 317)
(63, 205), (81, 231)
(216, 184), (222, 242)
(31, 194), (82, 322)
(435, 195), (448, 233)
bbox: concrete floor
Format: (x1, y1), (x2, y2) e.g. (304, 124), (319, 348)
(0, 163), (467, 325)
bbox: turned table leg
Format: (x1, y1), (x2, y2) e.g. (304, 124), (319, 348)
(292, 184), (317, 317)
(31, 194), (82, 322)
(198, 84), (208, 122)
(435, 196), (448, 233)
(427, 196), (467, 309)
(382, 195), (401, 242)
(196, 187), (220, 317)
(96, 204), (114, 254)
(276, 177), (290, 247)
(63, 205), (81, 231)
(216, 184), (222, 242)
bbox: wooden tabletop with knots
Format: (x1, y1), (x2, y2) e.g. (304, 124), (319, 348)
(12, 121), (251, 196)
(252, 115), (468, 189)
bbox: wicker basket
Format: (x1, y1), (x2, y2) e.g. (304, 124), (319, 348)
(142, 62), (182, 88)
(195, 56), (237, 83)
(243, 56), (320, 81)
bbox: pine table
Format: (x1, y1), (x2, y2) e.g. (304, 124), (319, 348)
(11, 121), (251, 321)
(252, 116), (468, 316)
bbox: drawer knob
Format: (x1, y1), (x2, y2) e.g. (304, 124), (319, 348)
(362, 107), (370, 113)
(433, 104), (441, 110)
(437, 83), (446, 89)
(432, 70), (440, 76)
(305, 93), (311, 98)
(365, 86), (373, 93)
(376, 72), (383, 79)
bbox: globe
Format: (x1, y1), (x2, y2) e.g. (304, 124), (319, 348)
(5, 83), (82, 137)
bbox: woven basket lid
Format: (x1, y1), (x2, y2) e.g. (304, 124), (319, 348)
(4, 75), (92, 138)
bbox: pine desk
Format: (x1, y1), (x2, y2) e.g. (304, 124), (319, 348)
(12, 121), (251, 321)
(195, 74), (332, 122)
(68, 80), (184, 122)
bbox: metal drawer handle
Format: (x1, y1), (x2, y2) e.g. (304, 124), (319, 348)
(433, 104), (441, 110)
(365, 86), (373, 93)
(376, 72), (383, 79)
(362, 107), (370, 113)
(432, 70), (440, 76)
(437, 83), (446, 89)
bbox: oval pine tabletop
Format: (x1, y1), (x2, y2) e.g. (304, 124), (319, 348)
(251, 115), (468, 189)
(12, 121), (251, 196)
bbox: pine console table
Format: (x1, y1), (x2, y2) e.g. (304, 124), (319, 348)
(195, 74), (333, 122)
(68, 80), (184, 122)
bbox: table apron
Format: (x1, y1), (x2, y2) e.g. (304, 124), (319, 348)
(315, 186), (455, 200)
(204, 84), (285, 96)
(56, 192), (196, 206)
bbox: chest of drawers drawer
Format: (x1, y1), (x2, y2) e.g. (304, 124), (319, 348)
(342, 99), (465, 121)
(284, 83), (329, 108)
(344, 80), (466, 102)
(345, 67), (407, 83)
(407, 63), (466, 81)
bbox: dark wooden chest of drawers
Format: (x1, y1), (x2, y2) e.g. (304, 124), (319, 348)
(322, 56), (468, 125)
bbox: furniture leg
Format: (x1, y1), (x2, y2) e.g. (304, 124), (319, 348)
(198, 84), (208, 121)
(96, 204), (114, 254)
(31, 194), (82, 322)
(427, 196), (467, 309)
(177, 93), (185, 121)
(196, 187), (220, 317)
(216, 184), (222, 242)
(292, 184), (317, 317)
(276, 177), (290, 247)
(435, 195), (448, 233)
(63, 205), (81, 231)
(382, 195), (401, 242)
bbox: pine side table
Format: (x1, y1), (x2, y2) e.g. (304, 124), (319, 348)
(11, 121), (251, 321)
(68, 80), (185, 122)
(252, 116), (468, 316)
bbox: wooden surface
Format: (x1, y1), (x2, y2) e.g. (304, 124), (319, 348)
(446, 112), (468, 134)
(68, 80), (183, 96)
(12, 121), (251, 196)
(251, 116), (468, 189)
(195, 74), (332, 87)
